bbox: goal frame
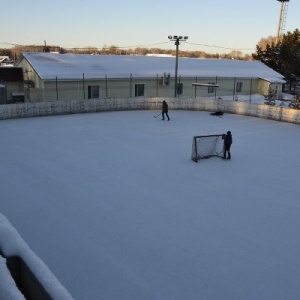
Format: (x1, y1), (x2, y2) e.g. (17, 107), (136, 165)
(191, 134), (224, 162)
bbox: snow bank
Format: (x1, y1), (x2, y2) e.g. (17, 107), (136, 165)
(0, 213), (73, 300)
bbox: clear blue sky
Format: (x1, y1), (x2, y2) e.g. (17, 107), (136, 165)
(1, 0), (299, 54)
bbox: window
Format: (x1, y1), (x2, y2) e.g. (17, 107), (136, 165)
(236, 82), (243, 93)
(88, 86), (100, 99)
(208, 82), (216, 94)
(135, 84), (145, 97)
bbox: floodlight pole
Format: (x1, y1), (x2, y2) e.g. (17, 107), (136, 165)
(174, 39), (179, 98)
(168, 35), (188, 97)
(276, 0), (290, 44)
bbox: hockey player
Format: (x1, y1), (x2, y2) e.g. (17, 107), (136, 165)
(222, 131), (232, 160)
(161, 100), (170, 121)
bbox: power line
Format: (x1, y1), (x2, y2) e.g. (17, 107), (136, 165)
(1, 40), (256, 52)
(100, 41), (170, 49)
(186, 41), (256, 52)
(0, 42), (27, 47)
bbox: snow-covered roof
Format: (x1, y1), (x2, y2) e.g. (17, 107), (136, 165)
(0, 56), (10, 62)
(19, 52), (285, 83)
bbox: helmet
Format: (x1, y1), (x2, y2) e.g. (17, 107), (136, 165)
(227, 131), (231, 135)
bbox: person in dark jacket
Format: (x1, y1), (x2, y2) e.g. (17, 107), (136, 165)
(162, 100), (170, 121)
(222, 131), (233, 160)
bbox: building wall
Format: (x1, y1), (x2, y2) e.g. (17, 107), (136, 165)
(0, 82), (24, 104)
(16, 58), (43, 103)
(0, 85), (6, 104)
(23, 76), (274, 103)
(16, 56), (282, 102)
(0, 67), (25, 104)
(0, 97), (299, 124)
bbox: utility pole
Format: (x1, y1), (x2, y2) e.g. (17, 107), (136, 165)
(168, 36), (188, 97)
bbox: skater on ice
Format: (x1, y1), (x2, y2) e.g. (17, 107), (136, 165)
(222, 131), (232, 160)
(162, 100), (170, 121)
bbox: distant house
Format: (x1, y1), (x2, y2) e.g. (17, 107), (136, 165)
(15, 52), (285, 103)
(0, 56), (14, 66)
(0, 67), (25, 104)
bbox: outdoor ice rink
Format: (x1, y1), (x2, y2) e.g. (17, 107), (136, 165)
(1, 110), (300, 300)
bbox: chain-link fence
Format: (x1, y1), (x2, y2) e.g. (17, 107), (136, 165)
(26, 74), (271, 103)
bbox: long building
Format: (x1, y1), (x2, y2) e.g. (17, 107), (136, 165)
(15, 52), (285, 103)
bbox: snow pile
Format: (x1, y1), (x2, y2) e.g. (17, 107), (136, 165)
(0, 213), (73, 300)
(218, 93), (295, 107)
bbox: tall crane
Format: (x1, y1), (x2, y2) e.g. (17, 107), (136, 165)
(276, 0), (290, 44)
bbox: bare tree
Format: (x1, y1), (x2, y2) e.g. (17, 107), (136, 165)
(257, 36), (277, 50)
(228, 50), (243, 59)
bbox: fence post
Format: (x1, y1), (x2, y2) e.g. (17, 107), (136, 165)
(233, 77), (236, 101)
(215, 76), (218, 100)
(83, 73), (85, 100)
(250, 78), (253, 103)
(56, 76), (58, 101)
(156, 74), (159, 97)
(130, 74), (132, 97)
(105, 75), (108, 98)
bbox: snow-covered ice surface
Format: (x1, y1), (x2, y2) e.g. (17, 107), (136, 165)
(0, 109), (300, 300)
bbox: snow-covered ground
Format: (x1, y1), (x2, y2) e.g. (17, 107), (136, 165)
(1, 107), (300, 300)
(219, 93), (295, 107)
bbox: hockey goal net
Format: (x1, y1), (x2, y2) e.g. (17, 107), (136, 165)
(191, 134), (224, 162)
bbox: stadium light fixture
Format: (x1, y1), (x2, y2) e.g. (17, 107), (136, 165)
(168, 35), (188, 97)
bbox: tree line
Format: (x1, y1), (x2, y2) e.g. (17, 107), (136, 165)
(0, 44), (253, 62)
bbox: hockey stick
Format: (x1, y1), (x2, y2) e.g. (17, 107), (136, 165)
(154, 113), (161, 118)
